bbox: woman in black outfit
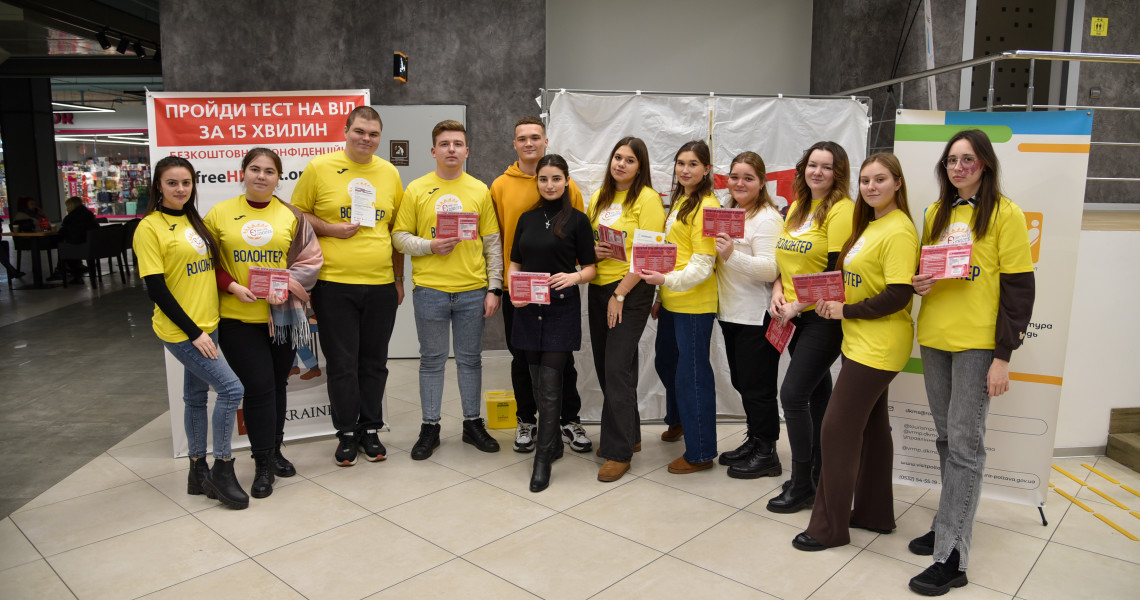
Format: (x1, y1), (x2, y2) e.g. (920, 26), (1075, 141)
(508, 154), (598, 492)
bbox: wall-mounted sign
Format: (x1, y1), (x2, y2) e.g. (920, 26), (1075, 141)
(390, 140), (409, 166)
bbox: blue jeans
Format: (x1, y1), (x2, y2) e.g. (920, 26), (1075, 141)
(412, 286), (486, 422)
(294, 345), (318, 370)
(920, 345), (993, 571)
(654, 308), (718, 463)
(163, 330), (244, 460)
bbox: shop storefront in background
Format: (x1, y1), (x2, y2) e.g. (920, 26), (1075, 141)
(55, 105), (150, 218)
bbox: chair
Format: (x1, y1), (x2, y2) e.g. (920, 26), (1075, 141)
(121, 218), (142, 278)
(14, 235), (57, 279)
(59, 224), (126, 288)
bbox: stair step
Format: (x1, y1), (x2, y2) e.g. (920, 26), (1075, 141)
(1109, 407), (1140, 435)
(1106, 432), (1140, 475)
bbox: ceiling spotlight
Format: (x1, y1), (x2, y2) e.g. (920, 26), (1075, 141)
(116, 37), (128, 54)
(96, 28), (111, 50)
(133, 41), (146, 59)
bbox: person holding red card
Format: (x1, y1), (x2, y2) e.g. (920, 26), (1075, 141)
(791, 153), (917, 553)
(768, 141), (855, 513)
(507, 154), (597, 492)
(205, 148), (323, 499)
(713, 152), (784, 480)
(906, 130), (1035, 596)
(640, 140), (720, 474)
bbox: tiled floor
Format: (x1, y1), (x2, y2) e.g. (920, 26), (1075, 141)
(3, 268), (1139, 599)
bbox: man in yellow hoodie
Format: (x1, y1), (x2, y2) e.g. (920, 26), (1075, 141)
(490, 116), (592, 454)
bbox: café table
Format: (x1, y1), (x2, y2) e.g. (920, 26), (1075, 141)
(1, 230), (60, 289)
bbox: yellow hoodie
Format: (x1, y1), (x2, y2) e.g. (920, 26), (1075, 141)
(491, 161), (585, 265)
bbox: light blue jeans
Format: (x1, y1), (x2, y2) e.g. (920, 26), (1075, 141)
(920, 345), (993, 571)
(163, 330), (244, 460)
(654, 309), (718, 464)
(412, 286), (486, 422)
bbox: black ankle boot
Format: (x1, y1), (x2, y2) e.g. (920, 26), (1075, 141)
(717, 432), (757, 466)
(251, 449), (275, 499)
(530, 451), (553, 492)
(766, 459), (815, 513)
(187, 457), (209, 495)
(727, 438), (782, 479)
(462, 418), (500, 452)
(274, 435), (296, 477)
(411, 423), (442, 460)
(203, 458), (249, 509)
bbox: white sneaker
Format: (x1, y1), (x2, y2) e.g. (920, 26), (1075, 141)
(561, 422), (593, 453)
(513, 419), (536, 453)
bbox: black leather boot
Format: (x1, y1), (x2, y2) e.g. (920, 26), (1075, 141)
(251, 449), (275, 499)
(187, 457), (209, 495)
(717, 431), (757, 466)
(274, 434), (296, 477)
(530, 365), (563, 492)
(766, 459), (815, 513)
(203, 458), (249, 509)
(727, 438), (782, 479)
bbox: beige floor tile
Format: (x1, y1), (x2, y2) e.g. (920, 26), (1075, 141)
(865, 504), (938, 569)
(1091, 456), (1140, 488)
(739, 490), (894, 549)
(16, 455), (141, 513)
(258, 515), (452, 600)
(273, 435), (343, 480)
(0, 518), (40, 571)
(366, 558), (539, 600)
(891, 482), (930, 505)
(421, 432), (532, 478)
(380, 480), (553, 554)
(107, 437), (186, 479)
(671, 511), (859, 600)
(146, 469), (229, 513)
(1017, 542), (1140, 600)
(593, 555), (777, 600)
(11, 481), (185, 557)
(380, 407), (463, 453)
(194, 479), (369, 556)
(382, 396), (420, 417)
(110, 413), (174, 451)
(916, 489), (1066, 540)
(47, 515), (245, 600)
(1049, 500), (1140, 564)
(811, 550), (1011, 600)
(1048, 458), (1093, 496)
(466, 514), (660, 600)
(140, 559), (304, 599)
(311, 449), (468, 512)
(643, 459), (781, 509)
(0, 560), (75, 600)
(565, 478), (736, 552)
(479, 453), (637, 512)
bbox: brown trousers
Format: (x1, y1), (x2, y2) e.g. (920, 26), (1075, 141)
(805, 356), (898, 546)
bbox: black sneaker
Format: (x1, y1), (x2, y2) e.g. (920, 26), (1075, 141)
(411, 423), (442, 460)
(334, 432), (358, 467)
(909, 530), (936, 555)
(909, 550), (967, 596)
(462, 418), (500, 453)
(359, 429), (387, 461)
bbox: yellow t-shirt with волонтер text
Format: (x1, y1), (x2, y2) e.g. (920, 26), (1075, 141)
(775, 197), (855, 311)
(588, 187), (665, 286)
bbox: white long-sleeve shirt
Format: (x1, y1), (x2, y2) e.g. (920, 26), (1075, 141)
(716, 205), (782, 325)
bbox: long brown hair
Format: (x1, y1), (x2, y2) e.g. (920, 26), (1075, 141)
(786, 141), (851, 233)
(926, 129), (1003, 244)
(532, 154), (574, 239)
(669, 140), (713, 225)
(589, 136), (654, 222)
(838, 153), (912, 267)
(727, 152), (777, 219)
(147, 156), (219, 263)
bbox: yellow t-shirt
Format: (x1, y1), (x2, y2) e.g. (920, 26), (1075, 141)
(839, 209), (919, 371)
(917, 197), (1033, 352)
(588, 186), (666, 285)
(204, 195), (297, 324)
(490, 162), (585, 267)
(134, 212), (219, 343)
(290, 151), (402, 285)
(393, 172), (500, 293)
(776, 197), (855, 310)
(659, 194), (719, 314)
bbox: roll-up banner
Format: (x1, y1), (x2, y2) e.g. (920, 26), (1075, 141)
(892, 110), (1092, 507)
(146, 90), (369, 457)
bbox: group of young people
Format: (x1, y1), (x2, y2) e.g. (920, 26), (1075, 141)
(138, 105), (1034, 596)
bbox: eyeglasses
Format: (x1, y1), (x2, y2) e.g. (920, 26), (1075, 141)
(943, 156), (978, 170)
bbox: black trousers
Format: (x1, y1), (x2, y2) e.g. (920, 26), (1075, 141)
(502, 290), (582, 425)
(720, 316), (782, 442)
(589, 279), (654, 462)
(781, 310), (843, 463)
(311, 281), (398, 434)
(218, 318), (295, 451)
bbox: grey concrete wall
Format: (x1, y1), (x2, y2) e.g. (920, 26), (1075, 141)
(1079, 0), (1140, 204)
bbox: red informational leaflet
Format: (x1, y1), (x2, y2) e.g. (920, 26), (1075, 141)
(702, 207), (746, 238)
(920, 243), (973, 279)
(598, 224), (628, 262)
(792, 271), (845, 303)
(247, 266), (290, 300)
(765, 317), (796, 354)
(510, 271), (551, 305)
(436, 211), (479, 240)
(38, 218), (52, 231)
(631, 244), (677, 273)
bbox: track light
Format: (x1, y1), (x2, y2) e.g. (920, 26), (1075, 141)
(96, 28), (111, 50)
(133, 41), (146, 59)
(116, 37), (128, 54)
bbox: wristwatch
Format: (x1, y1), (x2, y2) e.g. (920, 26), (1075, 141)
(612, 291), (626, 303)
(488, 288), (503, 297)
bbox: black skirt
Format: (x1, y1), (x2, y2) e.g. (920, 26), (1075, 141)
(511, 284), (582, 352)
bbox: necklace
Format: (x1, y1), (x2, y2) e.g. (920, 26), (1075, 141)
(543, 209), (554, 229)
